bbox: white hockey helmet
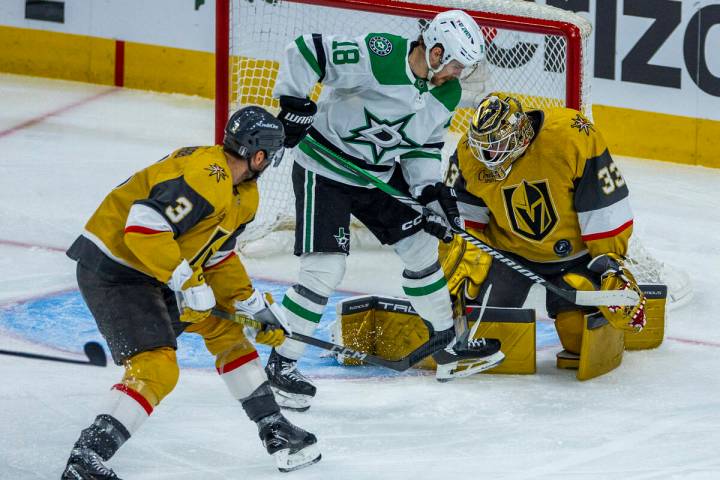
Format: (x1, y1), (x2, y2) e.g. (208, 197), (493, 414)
(422, 10), (484, 77)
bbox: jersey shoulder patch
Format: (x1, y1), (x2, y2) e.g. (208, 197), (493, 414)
(180, 146), (233, 212)
(364, 33), (412, 86)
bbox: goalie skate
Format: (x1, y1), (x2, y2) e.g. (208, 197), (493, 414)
(433, 338), (505, 382)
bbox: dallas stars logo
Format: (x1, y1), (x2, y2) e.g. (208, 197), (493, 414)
(334, 227), (350, 252)
(570, 114), (594, 136)
(205, 163), (228, 183)
(342, 109), (420, 164)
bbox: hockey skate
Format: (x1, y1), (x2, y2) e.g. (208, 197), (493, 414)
(259, 413), (321, 472)
(61, 448), (120, 480)
(433, 336), (504, 381)
(266, 349), (316, 412)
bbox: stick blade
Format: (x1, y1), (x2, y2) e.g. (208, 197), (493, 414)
(574, 289), (640, 307)
(84, 341), (107, 367)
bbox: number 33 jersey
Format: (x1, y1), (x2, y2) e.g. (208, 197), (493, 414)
(449, 108), (634, 263)
(68, 146), (258, 284)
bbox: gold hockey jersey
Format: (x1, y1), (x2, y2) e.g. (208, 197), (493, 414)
(68, 146), (258, 304)
(450, 108), (633, 263)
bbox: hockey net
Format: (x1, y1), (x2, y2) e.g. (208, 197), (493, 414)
(215, 0), (691, 307)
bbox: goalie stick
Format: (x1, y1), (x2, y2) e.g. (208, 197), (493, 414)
(0, 341), (107, 367)
(303, 136), (640, 308)
(211, 308), (453, 372)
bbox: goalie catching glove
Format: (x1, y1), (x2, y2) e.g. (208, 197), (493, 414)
(277, 95), (317, 148)
(234, 289), (291, 347)
(169, 259), (215, 323)
(587, 253), (647, 332)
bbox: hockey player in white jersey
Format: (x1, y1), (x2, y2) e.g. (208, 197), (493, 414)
(266, 10), (505, 411)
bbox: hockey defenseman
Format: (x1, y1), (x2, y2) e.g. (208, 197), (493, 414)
(441, 93), (648, 380)
(61, 107), (321, 479)
(266, 9), (504, 411)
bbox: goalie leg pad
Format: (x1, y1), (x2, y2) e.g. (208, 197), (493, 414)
(577, 312), (625, 381)
(554, 310), (584, 355)
(333, 296), (536, 374)
(625, 284), (667, 350)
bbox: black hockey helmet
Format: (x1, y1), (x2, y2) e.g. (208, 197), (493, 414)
(223, 106), (286, 167)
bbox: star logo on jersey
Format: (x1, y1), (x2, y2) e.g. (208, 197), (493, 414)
(502, 179), (558, 241)
(342, 109), (420, 164)
(334, 227), (350, 252)
(205, 163), (228, 183)
(368, 35), (393, 56)
(570, 114), (594, 136)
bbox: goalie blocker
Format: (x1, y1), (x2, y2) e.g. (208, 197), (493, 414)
(332, 284), (667, 379)
(331, 295), (536, 375)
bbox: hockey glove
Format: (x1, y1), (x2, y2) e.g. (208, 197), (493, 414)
(169, 259), (215, 323)
(587, 253), (647, 332)
(277, 95), (317, 148)
(418, 183), (464, 233)
(234, 290), (291, 347)
(421, 208), (453, 243)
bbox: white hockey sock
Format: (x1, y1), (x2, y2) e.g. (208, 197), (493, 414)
(276, 284), (328, 360)
(402, 266), (454, 332)
(217, 351), (268, 399)
(101, 384), (152, 436)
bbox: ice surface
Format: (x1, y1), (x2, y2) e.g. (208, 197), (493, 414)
(1, 73), (719, 479)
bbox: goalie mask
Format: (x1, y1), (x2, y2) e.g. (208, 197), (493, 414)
(467, 93), (534, 180)
(223, 106), (286, 173)
(421, 10), (484, 80)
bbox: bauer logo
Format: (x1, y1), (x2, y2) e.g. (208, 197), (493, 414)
(368, 35), (393, 56)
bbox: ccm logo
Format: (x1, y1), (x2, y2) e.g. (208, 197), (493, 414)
(401, 214), (424, 230)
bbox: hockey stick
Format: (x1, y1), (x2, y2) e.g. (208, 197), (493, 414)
(0, 341), (107, 367)
(303, 136), (639, 308)
(211, 308), (452, 372)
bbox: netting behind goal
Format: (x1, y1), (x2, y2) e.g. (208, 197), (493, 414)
(215, 0), (691, 306)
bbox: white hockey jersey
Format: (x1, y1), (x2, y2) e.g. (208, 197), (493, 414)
(273, 32), (461, 197)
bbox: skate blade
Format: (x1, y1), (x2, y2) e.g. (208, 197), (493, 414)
(435, 351), (506, 382)
(271, 386), (313, 412)
(275, 444), (322, 473)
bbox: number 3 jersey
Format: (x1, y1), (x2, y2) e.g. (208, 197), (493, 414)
(450, 108), (634, 263)
(67, 146), (258, 291)
(274, 32), (461, 197)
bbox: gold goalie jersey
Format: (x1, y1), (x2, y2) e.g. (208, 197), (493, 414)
(68, 146), (258, 299)
(450, 108), (633, 262)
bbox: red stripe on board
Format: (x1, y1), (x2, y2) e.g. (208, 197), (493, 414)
(581, 219), (633, 242)
(205, 251), (236, 270)
(0, 88), (118, 139)
(114, 40), (125, 87)
(216, 350), (259, 375)
(112, 383), (154, 415)
(124, 225), (166, 235)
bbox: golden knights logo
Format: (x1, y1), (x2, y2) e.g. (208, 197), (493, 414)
(570, 114), (594, 136)
(502, 179), (558, 241)
(205, 163), (228, 183)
